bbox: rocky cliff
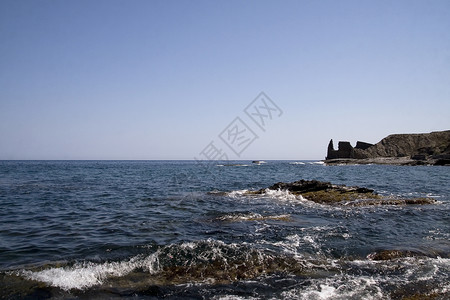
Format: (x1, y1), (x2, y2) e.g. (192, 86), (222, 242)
(325, 130), (450, 165)
(364, 131), (450, 158)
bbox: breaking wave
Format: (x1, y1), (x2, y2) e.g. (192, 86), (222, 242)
(4, 241), (449, 299)
(227, 188), (308, 203)
(15, 240), (304, 291)
(214, 212), (291, 222)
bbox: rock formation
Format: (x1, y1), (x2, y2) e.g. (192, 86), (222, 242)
(250, 179), (436, 206)
(326, 140), (373, 159)
(325, 130), (450, 165)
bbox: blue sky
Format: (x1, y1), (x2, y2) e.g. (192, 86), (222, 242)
(1, 0), (449, 160)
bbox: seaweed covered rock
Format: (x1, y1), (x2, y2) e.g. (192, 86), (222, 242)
(257, 179), (378, 204)
(254, 179), (436, 206)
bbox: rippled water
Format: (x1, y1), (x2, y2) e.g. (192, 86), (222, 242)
(0, 160), (449, 299)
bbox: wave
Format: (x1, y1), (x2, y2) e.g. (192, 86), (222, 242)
(214, 212), (291, 222)
(21, 257), (147, 290)
(227, 189), (249, 198)
(227, 188), (307, 203)
(216, 164), (250, 167)
(15, 240), (304, 291)
(282, 275), (384, 299)
(280, 256), (450, 299)
(309, 161), (325, 165)
(4, 241), (449, 299)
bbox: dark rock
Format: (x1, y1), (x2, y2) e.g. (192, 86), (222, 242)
(355, 141), (373, 150)
(342, 198), (436, 206)
(434, 159), (450, 166)
(256, 179), (378, 204)
(266, 179), (332, 194)
(324, 157), (419, 166)
(411, 154), (426, 160)
(253, 179), (436, 206)
(367, 250), (423, 261)
(326, 140), (355, 160)
(391, 285), (447, 300)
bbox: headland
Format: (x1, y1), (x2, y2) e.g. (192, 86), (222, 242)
(324, 130), (450, 165)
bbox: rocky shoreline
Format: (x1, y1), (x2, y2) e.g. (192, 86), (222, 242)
(324, 156), (450, 166)
(324, 130), (450, 166)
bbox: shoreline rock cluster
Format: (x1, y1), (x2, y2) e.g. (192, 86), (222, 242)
(252, 179), (435, 206)
(324, 130), (450, 166)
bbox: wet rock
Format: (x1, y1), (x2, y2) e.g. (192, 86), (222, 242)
(266, 180), (334, 194)
(0, 272), (54, 299)
(343, 198), (436, 206)
(255, 179), (379, 204)
(367, 249), (448, 261)
(367, 250), (424, 261)
(254, 179), (436, 206)
(390, 282), (449, 300)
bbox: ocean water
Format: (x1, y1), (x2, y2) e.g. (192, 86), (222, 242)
(0, 160), (449, 299)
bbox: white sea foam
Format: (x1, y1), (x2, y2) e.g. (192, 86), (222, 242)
(292, 256), (450, 299)
(270, 234), (302, 257)
(227, 189), (249, 198)
(350, 256), (450, 285)
(227, 188), (308, 203)
(262, 188), (298, 201)
(213, 295), (259, 300)
(22, 256), (143, 290)
(290, 162), (305, 165)
(217, 212), (290, 222)
(281, 276), (384, 300)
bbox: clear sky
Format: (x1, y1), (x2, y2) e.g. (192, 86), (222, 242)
(1, 0), (449, 160)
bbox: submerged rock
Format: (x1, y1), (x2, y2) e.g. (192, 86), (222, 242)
(253, 179), (436, 206)
(367, 249), (448, 261)
(367, 250), (424, 261)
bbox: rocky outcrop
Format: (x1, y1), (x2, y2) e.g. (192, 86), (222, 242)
(252, 179), (436, 206)
(326, 140), (373, 160)
(365, 130), (450, 158)
(325, 130), (450, 165)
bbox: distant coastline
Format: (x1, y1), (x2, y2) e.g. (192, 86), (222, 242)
(324, 130), (450, 166)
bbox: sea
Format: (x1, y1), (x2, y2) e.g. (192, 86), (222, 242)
(0, 160), (449, 299)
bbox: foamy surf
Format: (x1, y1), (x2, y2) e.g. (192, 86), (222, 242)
(215, 212), (291, 222)
(8, 247), (450, 299)
(15, 240), (304, 290)
(20, 257), (144, 290)
(281, 276), (384, 300)
(227, 189), (249, 198)
(227, 188), (308, 203)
